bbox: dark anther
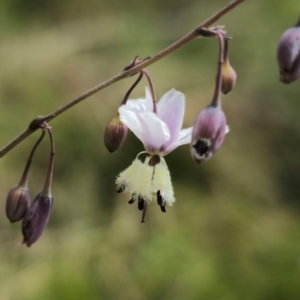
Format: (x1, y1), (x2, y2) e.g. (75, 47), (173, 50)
(160, 205), (166, 213)
(149, 155), (161, 167)
(138, 196), (145, 211)
(157, 190), (163, 206)
(193, 139), (210, 156)
(128, 197), (135, 204)
(116, 185), (125, 193)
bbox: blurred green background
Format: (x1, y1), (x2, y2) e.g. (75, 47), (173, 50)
(1, 0), (300, 299)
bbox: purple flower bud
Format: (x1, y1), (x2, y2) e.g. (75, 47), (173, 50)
(6, 185), (30, 223)
(191, 105), (227, 163)
(277, 21), (300, 84)
(104, 115), (128, 153)
(22, 192), (53, 247)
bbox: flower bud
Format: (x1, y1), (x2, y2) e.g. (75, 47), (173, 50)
(104, 115), (128, 153)
(277, 21), (300, 84)
(22, 192), (53, 247)
(221, 59), (237, 94)
(6, 185), (30, 223)
(191, 106), (227, 163)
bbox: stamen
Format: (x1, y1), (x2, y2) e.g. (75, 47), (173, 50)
(149, 155), (161, 167)
(193, 139), (210, 157)
(138, 196), (145, 210)
(157, 190), (162, 206)
(141, 201), (148, 223)
(128, 197), (135, 204)
(116, 185), (125, 193)
(160, 204), (166, 213)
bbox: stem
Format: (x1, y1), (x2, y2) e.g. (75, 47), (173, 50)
(0, 0), (245, 158)
(141, 201), (148, 223)
(211, 33), (224, 107)
(121, 71), (143, 105)
(142, 69), (157, 113)
(19, 130), (46, 186)
(42, 128), (55, 195)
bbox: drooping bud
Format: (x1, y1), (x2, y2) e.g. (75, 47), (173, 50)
(221, 39), (237, 94)
(191, 106), (227, 163)
(104, 114), (128, 153)
(277, 19), (300, 84)
(22, 192), (53, 247)
(6, 185), (30, 223)
(5, 130), (46, 223)
(21, 126), (55, 247)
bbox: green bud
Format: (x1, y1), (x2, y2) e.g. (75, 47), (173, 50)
(6, 185), (30, 223)
(104, 115), (128, 153)
(221, 59), (237, 94)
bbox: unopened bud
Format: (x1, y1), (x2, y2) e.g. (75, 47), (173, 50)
(191, 106), (227, 163)
(22, 192), (53, 247)
(221, 59), (237, 94)
(6, 185), (30, 223)
(277, 20), (300, 84)
(104, 115), (128, 153)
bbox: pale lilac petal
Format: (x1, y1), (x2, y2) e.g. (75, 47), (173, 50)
(157, 89), (185, 148)
(163, 127), (192, 155)
(119, 106), (170, 151)
(135, 112), (171, 152)
(125, 99), (147, 111)
(212, 113), (227, 153)
(118, 106), (144, 142)
(145, 87), (154, 112)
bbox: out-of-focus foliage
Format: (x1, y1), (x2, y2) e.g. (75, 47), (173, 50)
(1, 0), (300, 299)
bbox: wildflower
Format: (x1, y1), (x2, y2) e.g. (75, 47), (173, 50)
(277, 19), (300, 84)
(116, 88), (192, 222)
(191, 106), (228, 163)
(191, 31), (229, 163)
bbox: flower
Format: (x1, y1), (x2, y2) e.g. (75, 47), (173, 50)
(191, 105), (229, 163)
(277, 20), (300, 84)
(116, 88), (192, 221)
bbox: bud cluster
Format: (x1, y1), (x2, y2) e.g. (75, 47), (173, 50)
(5, 123), (56, 247)
(191, 30), (235, 163)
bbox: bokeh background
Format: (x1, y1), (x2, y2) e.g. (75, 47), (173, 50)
(1, 0), (300, 299)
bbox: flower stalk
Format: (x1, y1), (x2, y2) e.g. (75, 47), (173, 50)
(0, 0), (245, 158)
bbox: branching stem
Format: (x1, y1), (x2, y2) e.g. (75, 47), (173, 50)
(0, 0), (245, 158)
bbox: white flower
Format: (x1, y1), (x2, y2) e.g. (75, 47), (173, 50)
(116, 88), (192, 222)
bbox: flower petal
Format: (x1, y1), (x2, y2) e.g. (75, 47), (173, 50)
(157, 89), (185, 148)
(163, 127), (192, 155)
(119, 106), (170, 152)
(124, 99), (147, 111)
(145, 87), (154, 112)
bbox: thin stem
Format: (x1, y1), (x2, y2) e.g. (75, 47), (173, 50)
(19, 130), (46, 186)
(211, 32), (224, 107)
(0, 0), (245, 158)
(141, 201), (148, 223)
(142, 69), (157, 113)
(223, 38), (229, 61)
(121, 71), (144, 105)
(42, 128), (55, 195)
